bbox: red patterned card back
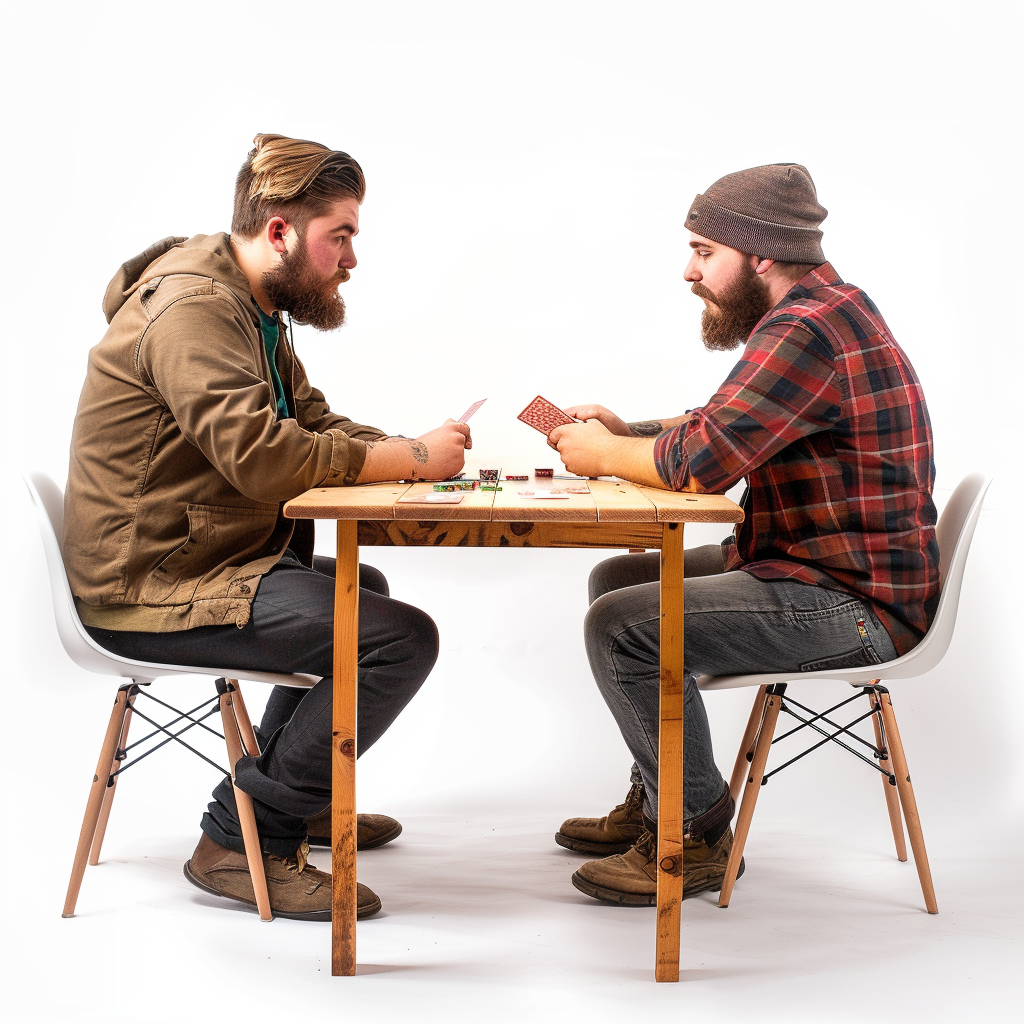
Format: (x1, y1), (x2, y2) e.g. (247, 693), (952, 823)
(517, 395), (575, 434)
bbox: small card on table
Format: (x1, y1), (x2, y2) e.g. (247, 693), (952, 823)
(397, 492), (465, 505)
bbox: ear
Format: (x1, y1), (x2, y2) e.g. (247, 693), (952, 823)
(753, 256), (775, 276)
(265, 216), (290, 254)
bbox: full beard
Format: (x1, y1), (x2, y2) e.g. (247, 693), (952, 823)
(693, 266), (773, 352)
(261, 239), (348, 331)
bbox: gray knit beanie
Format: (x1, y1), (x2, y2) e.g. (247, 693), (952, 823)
(686, 163), (827, 264)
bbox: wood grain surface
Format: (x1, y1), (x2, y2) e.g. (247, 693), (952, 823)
(357, 520), (666, 549)
(285, 483), (411, 519)
(286, 482), (742, 525)
(393, 482), (497, 520)
(332, 521), (360, 975)
(490, 486), (599, 522)
(656, 523), (684, 982)
(589, 480), (658, 522)
(636, 487), (745, 523)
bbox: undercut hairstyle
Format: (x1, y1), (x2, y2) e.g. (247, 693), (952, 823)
(231, 134), (366, 240)
(761, 258), (819, 282)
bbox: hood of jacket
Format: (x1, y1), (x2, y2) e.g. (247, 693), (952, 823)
(102, 232), (256, 324)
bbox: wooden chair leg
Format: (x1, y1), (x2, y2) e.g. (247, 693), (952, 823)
(729, 685), (769, 805)
(719, 684), (785, 908)
(63, 686), (134, 918)
(219, 681), (273, 922)
(868, 687), (907, 862)
(230, 682), (261, 757)
(877, 688), (938, 913)
(88, 699), (135, 866)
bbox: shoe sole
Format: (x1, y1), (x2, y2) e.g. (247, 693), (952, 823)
(182, 860), (382, 920)
(307, 821), (403, 852)
(570, 857), (745, 906)
(554, 831), (634, 856)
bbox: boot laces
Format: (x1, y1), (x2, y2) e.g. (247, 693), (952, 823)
(621, 781), (644, 816)
(634, 828), (657, 862)
(276, 840), (310, 874)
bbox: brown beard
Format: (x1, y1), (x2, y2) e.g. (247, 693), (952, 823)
(693, 265), (773, 351)
(261, 237), (348, 331)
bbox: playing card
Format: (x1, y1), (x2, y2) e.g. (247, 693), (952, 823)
(456, 398), (487, 423)
(517, 396), (576, 434)
(517, 490), (571, 499)
(397, 492), (465, 504)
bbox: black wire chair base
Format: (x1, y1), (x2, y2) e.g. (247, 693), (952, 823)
(755, 683), (896, 787)
(107, 681), (232, 785)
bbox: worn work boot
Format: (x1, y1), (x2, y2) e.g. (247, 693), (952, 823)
(305, 810), (403, 851)
(183, 833), (382, 920)
(570, 787), (743, 905)
(555, 780), (646, 855)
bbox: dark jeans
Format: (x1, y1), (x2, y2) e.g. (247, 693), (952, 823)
(87, 551), (438, 855)
(584, 546), (898, 823)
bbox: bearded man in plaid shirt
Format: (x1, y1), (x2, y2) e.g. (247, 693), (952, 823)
(547, 164), (940, 905)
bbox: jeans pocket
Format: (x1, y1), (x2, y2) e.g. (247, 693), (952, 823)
(800, 647), (878, 673)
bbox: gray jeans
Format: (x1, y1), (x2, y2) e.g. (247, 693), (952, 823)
(584, 546), (898, 823)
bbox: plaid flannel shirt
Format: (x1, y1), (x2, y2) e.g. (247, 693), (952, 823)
(653, 263), (939, 656)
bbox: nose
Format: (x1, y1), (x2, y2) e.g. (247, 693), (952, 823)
(683, 253), (700, 283)
(340, 250), (357, 270)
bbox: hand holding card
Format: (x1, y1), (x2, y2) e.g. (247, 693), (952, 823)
(517, 395), (576, 435)
(456, 398), (487, 424)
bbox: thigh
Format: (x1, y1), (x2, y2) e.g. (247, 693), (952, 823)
(586, 570), (895, 677)
(588, 543), (724, 603)
(312, 555), (390, 597)
(682, 572), (897, 677)
(89, 560), (413, 677)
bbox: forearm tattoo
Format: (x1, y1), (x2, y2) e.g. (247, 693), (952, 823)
(364, 436), (428, 465)
(629, 421), (663, 437)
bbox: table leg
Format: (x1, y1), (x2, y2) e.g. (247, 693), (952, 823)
(332, 520), (360, 976)
(656, 522), (684, 982)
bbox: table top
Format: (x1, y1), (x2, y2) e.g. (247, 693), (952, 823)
(284, 478), (744, 524)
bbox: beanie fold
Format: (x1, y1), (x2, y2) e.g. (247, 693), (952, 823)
(687, 195), (825, 264)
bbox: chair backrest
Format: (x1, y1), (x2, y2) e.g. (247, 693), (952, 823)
(841, 471), (991, 680)
(917, 472), (991, 661)
(23, 472), (125, 676)
(698, 472), (992, 690)
(24, 472), (321, 689)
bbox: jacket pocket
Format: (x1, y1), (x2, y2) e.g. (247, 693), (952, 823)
(140, 503), (280, 605)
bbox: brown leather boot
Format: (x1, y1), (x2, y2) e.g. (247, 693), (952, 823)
(570, 787), (744, 905)
(183, 833), (382, 920)
(305, 810), (403, 851)
(555, 780), (646, 855)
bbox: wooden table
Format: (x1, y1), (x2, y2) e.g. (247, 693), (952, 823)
(284, 478), (743, 982)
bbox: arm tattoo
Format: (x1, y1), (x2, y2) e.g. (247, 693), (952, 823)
(365, 435), (412, 451)
(365, 437), (429, 469)
(629, 421), (663, 437)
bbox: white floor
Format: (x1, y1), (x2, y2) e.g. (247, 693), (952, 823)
(8, 796), (1023, 1022)
(5, 527), (1023, 1023)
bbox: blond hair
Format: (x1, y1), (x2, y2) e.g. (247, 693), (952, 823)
(231, 134), (366, 239)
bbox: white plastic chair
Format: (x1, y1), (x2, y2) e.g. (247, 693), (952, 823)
(696, 473), (991, 913)
(24, 472), (319, 921)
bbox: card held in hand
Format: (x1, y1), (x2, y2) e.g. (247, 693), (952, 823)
(517, 395), (575, 434)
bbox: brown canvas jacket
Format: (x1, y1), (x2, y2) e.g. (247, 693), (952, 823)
(64, 232), (386, 632)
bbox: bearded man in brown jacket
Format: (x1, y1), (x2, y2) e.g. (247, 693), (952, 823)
(64, 134), (471, 920)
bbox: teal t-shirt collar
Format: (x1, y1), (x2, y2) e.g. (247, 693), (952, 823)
(257, 308), (291, 420)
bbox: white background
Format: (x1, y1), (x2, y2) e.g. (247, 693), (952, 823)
(1, 2), (1021, 1021)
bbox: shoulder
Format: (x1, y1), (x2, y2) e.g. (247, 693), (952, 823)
(133, 279), (259, 360)
(758, 279), (886, 362)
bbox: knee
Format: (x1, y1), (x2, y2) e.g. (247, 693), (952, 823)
(588, 554), (632, 604)
(395, 602), (440, 675)
(359, 563), (390, 597)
